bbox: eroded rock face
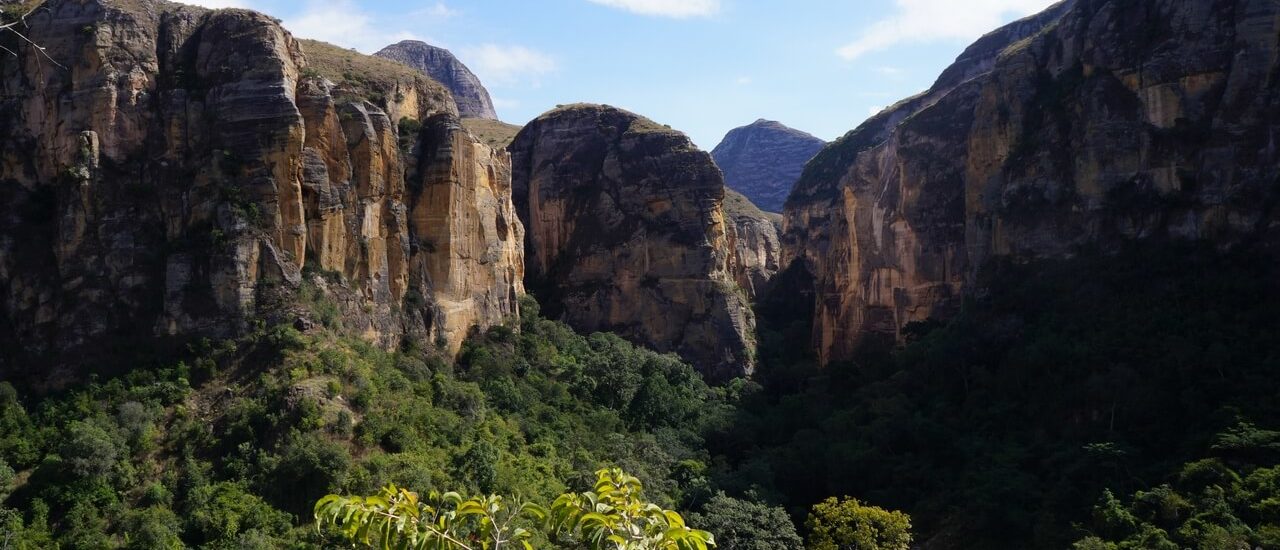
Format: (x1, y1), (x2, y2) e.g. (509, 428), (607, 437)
(376, 41), (498, 120)
(0, 0), (523, 378)
(783, 0), (1280, 365)
(510, 104), (755, 380)
(409, 114), (524, 352)
(712, 119), (825, 214)
(724, 189), (781, 299)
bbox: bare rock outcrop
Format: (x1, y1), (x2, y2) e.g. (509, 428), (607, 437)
(509, 104), (755, 380)
(409, 114), (524, 351)
(0, 0), (523, 377)
(724, 189), (781, 299)
(783, 0), (1280, 365)
(376, 40), (498, 120)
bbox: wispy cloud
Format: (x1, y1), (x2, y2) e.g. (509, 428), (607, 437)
(837, 0), (1057, 60)
(268, 1), (549, 90)
(586, 0), (720, 18)
(735, 76), (752, 85)
(459, 44), (557, 87)
(412, 2), (459, 18)
(873, 66), (904, 76)
(282, 0), (417, 53)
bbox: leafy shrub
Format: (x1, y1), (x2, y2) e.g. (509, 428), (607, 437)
(61, 420), (123, 480)
(316, 468), (715, 549)
(185, 482), (291, 545)
(805, 497), (912, 550)
(122, 506), (183, 549)
(688, 493), (803, 550)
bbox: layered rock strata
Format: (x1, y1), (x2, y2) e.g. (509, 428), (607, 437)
(509, 104), (756, 380)
(784, 0), (1280, 364)
(376, 40), (498, 120)
(0, 0), (523, 377)
(724, 189), (781, 299)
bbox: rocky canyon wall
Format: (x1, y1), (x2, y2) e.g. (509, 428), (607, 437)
(0, 0), (523, 378)
(509, 104), (757, 380)
(723, 189), (781, 299)
(784, 0), (1280, 365)
(375, 40), (499, 121)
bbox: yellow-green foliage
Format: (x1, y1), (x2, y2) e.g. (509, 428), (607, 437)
(315, 468), (714, 550)
(547, 468), (714, 549)
(805, 497), (912, 550)
(316, 486), (545, 549)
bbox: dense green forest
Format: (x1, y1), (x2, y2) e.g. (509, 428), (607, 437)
(2, 241), (1280, 548)
(0, 287), (770, 547)
(730, 241), (1280, 548)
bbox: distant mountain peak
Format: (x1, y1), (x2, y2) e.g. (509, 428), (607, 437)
(375, 40), (498, 120)
(711, 120), (826, 214)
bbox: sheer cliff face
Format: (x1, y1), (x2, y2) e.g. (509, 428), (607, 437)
(723, 190), (781, 299)
(0, 0), (523, 377)
(375, 41), (498, 120)
(510, 105), (755, 380)
(712, 120), (825, 214)
(784, 0), (1280, 365)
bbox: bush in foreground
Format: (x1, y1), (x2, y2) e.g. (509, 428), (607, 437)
(315, 467), (716, 549)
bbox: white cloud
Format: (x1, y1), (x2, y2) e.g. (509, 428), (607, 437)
(873, 66), (904, 76)
(837, 0), (1058, 60)
(586, 0), (720, 18)
(459, 44), (557, 87)
(735, 76), (752, 85)
(412, 2), (459, 18)
(282, 0), (417, 53)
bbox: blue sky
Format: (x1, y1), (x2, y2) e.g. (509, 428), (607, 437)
(182, 0), (1058, 149)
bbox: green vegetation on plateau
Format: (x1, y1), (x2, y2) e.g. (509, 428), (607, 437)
(460, 118), (523, 150)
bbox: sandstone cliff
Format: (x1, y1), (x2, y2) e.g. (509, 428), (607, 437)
(509, 104), (755, 380)
(376, 40), (498, 120)
(0, 0), (523, 378)
(783, 0), (1280, 365)
(724, 189), (781, 299)
(712, 119), (825, 213)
